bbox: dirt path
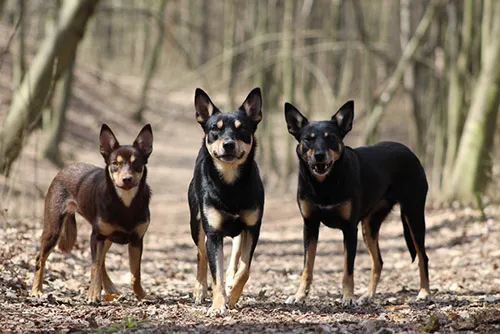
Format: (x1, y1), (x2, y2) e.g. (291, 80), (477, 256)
(1, 202), (499, 333)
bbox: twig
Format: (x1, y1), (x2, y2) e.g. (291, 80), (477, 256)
(0, 8), (24, 73)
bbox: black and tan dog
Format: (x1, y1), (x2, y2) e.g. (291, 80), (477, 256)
(32, 124), (153, 303)
(284, 101), (430, 306)
(188, 88), (264, 315)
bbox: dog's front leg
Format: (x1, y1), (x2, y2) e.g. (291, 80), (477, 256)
(225, 234), (242, 295)
(227, 228), (259, 308)
(341, 225), (358, 306)
(129, 238), (146, 300)
(286, 219), (320, 304)
(206, 233), (227, 315)
(88, 232), (105, 303)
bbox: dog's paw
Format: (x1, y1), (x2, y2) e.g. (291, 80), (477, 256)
(87, 286), (102, 304)
(416, 289), (430, 301)
(193, 284), (208, 304)
(31, 288), (43, 297)
(342, 296), (357, 307)
(357, 292), (374, 305)
(285, 295), (305, 305)
(206, 304), (227, 317)
(133, 286), (147, 301)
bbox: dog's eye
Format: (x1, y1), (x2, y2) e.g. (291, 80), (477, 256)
(111, 161), (119, 167)
(210, 125), (219, 133)
(304, 135), (315, 142)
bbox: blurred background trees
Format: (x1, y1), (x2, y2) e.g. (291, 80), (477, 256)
(0, 0), (499, 205)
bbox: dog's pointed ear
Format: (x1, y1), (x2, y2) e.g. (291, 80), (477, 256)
(133, 124), (153, 161)
(284, 103), (308, 141)
(240, 87), (262, 124)
(194, 88), (219, 125)
(332, 100), (354, 137)
(99, 124), (120, 161)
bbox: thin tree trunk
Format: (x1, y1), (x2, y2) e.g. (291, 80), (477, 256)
(447, 0), (500, 201)
(283, 0), (295, 180)
(0, 0), (100, 176)
(12, 0), (25, 88)
(359, 0), (441, 145)
(222, 0), (236, 108)
(443, 0), (473, 184)
(43, 55), (76, 166)
(133, 0), (167, 122)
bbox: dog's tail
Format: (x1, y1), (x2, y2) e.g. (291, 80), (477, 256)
(401, 213), (417, 262)
(58, 199), (78, 253)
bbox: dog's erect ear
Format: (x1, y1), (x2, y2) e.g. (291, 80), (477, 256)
(133, 124), (153, 161)
(194, 88), (219, 125)
(332, 100), (354, 137)
(240, 87), (262, 124)
(100, 124), (120, 161)
(284, 103), (309, 141)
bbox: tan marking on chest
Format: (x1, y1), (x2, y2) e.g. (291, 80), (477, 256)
(241, 209), (260, 226)
(204, 205), (224, 230)
(337, 200), (352, 220)
(98, 220), (121, 236)
(135, 221), (150, 239)
(299, 199), (314, 219)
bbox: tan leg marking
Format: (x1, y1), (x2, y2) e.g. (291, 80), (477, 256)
(227, 230), (253, 308)
(358, 216), (382, 304)
(342, 247), (355, 306)
(129, 242), (146, 300)
(209, 241), (227, 315)
(241, 209), (260, 227)
(404, 215), (430, 299)
(32, 247), (55, 296)
(293, 238), (317, 302)
(88, 240), (106, 303)
(101, 240), (119, 295)
(194, 226), (208, 304)
(225, 234), (242, 294)
(298, 199), (313, 219)
(204, 205), (224, 230)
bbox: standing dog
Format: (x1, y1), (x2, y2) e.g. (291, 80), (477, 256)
(32, 124), (153, 303)
(188, 88), (264, 315)
(284, 101), (430, 306)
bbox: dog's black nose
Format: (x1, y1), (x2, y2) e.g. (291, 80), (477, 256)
(314, 152), (326, 162)
(223, 140), (236, 151)
(122, 176), (133, 185)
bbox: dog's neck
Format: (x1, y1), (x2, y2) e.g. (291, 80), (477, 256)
(105, 167), (147, 208)
(205, 141), (256, 185)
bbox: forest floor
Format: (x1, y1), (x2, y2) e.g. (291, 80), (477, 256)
(0, 42), (500, 333)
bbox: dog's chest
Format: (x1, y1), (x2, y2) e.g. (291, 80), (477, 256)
(299, 199), (352, 224)
(203, 205), (261, 237)
(97, 219), (149, 244)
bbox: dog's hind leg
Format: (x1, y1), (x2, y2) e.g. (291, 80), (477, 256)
(206, 232), (227, 315)
(400, 203), (430, 300)
(358, 204), (393, 305)
(225, 234), (242, 295)
(32, 190), (73, 296)
(101, 240), (119, 295)
(227, 228), (259, 308)
(129, 238), (146, 300)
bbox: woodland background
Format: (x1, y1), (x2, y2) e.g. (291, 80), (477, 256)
(0, 0), (499, 333)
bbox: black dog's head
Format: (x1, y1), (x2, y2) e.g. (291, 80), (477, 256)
(194, 88), (262, 168)
(284, 101), (354, 181)
(99, 124), (153, 190)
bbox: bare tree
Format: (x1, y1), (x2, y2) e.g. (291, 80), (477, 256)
(0, 0), (100, 175)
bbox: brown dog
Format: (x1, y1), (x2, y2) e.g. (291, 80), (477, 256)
(32, 124), (153, 303)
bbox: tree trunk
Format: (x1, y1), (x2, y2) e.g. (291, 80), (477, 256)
(283, 0), (295, 180)
(43, 55), (76, 166)
(12, 0), (25, 88)
(443, 0), (473, 184)
(0, 0), (100, 176)
(133, 0), (167, 122)
(358, 0), (441, 145)
(446, 0), (500, 201)
(222, 0), (236, 108)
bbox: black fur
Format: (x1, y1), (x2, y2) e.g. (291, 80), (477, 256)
(188, 88), (264, 314)
(284, 100), (430, 305)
